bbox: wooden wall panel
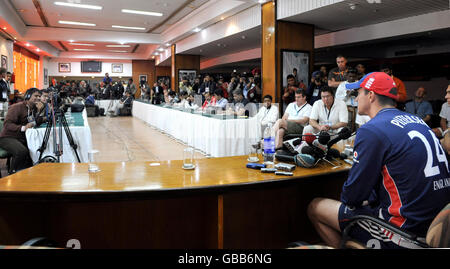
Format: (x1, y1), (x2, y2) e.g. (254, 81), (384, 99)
(261, 1), (277, 101)
(174, 54), (200, 92)
(132, 60), (156, 98)
(276, 21), (314, 100)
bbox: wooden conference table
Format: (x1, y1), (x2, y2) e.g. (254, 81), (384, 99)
(0, 156), (351, 249)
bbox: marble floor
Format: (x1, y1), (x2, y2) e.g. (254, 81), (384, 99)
(87, 116), (206, 162)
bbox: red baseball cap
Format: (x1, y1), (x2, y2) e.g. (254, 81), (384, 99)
(346, 72), (399, 100)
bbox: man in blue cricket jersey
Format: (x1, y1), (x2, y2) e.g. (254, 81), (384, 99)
(307, 72), (450, 249)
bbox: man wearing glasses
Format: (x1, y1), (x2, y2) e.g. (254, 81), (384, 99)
(303, 87), (348, 135)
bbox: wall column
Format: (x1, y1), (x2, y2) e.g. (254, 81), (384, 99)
(170, 44), (200, 92)
(261, 1), (314, 104)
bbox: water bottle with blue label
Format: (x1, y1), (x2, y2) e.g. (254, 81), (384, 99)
(263, 123), (275, 165)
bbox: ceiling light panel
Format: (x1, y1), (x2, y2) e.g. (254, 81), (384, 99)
(54, 2), (103, 10)
(69, 43), (95, 46)
(106, 45), (131, 47)
(59, 21), (96, 26)
(121, 9), (163, 16)
(112, 25), (146, 30)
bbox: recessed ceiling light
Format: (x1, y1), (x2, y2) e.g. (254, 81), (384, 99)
(165, 43), (171, 46)
(106, 44), (131, 47)
(112, 25), (146, 30)
(158, 48), (164, 52)
(36, 48), (40, 52)
(69, 43), (95, 46)
(54, 2), (103, 10)
(25, 43), (30, 47)
(59, 21), (96, 27)
(73, 48), (94, 51)
(193, 28), (201, 32)
(121, 9), (163, 17)
(2, 27), (6, 30)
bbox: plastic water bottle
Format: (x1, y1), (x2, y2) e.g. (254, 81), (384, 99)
(263, 123), (275, 165)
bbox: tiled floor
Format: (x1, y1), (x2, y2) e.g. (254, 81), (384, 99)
(0, 116), (207, 177)
(87, 116), (206, 162)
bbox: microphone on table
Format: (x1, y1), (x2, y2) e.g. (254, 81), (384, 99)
(327, 127), (352, 149)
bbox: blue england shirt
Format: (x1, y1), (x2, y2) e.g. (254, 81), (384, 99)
(342, 108), (450, 236)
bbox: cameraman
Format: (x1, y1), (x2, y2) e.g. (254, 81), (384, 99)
(306, 71), (325, 105)
(0, 88), (43, 173)
(36, 89), (50, 122)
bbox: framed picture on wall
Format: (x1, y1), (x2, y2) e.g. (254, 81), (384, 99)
(281, 50), (310, 88)
(178, 69), (196, 86)
(44, 68), (48, 85)
(157, 76), (171, 89)
(58, 63), (71, 73)
(1, 55), (7, 69)
(111, 63), (123, 73)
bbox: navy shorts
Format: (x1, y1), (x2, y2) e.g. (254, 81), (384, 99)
(338, 204), (404, 249)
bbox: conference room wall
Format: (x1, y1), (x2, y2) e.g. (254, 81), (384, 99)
(47, 60), (133, 77)
(0, 36), (13, 73)
(132, 60), (156, 98)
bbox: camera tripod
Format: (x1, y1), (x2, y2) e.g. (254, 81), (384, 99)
(37, 107), (81, 163)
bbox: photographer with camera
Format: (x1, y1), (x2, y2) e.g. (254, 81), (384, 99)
(0, 88), (43, 173)
(35, 89), (50, 122)
(307, 71), (326, 105)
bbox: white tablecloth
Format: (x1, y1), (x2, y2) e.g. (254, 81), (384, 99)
(26, 110), (93, 163)
(132, 101), (260, 157)
(95, 100), (120, 112)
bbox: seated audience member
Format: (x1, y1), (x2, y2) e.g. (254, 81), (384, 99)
(229, 89), (249, 116)
(213, 90), (228, 110)
(307, 72), (450, 249)
(36, 89), (49, 120)
(432, 84), (450, 138)
(405, 86), (433, 124)
(78, 80), (90, 98)
(303, 86), (348, 135)
(112, 91), (133, 116)
(380, 63), (407, 103)
(256, 95), (279, 136)
(85, 92), (95, 105)
(201, 91), (216, 110)
(273, 89), (312, 149)
(0, 88), (43, 173)
(217, 76), (228, 99)
(282, 74), (298, 112)
(184, 93), (199, 110)
(307, 71), (326, 105)
(175, 91), (188, 108)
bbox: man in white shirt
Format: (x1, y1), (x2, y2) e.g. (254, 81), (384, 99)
(256, 95), (279, 137)
(273, 89), (312, 149)
(303, 87), (348, 135)
(432, 84), (450, 138)
(213, 90), (228, 110)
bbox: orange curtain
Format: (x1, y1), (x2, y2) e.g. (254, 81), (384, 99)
(13, 45), (40, 93)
